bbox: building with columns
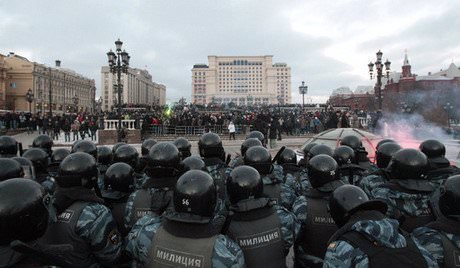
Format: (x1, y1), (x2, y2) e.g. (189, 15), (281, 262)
(191, 55), (291, 105)
(100, 66), (166, 111)
(1, 52), (96, 114)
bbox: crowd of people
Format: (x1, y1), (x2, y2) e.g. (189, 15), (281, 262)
(0, 129), (459, 267)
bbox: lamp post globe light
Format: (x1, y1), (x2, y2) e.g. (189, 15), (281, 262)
(26, 88), (34, 113)
(368, 50), (391, 110)
(107, 39), (130, 142)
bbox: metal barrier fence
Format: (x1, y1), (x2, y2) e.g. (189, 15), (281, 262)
(145, 125), (252, 136)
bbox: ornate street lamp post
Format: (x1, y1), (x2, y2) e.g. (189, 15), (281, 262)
(368, 50), (391, 110)
(72, 94), (79, 113)
(299, 81), (308, 109)
(444, 102), (454, 128)
(107, 39), (130, 142)
(26, 88), (34, 113)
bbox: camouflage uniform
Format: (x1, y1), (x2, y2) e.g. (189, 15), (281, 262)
(323, 216), (439, 267)
(261, 164), (298, 211)
(298, 169), (312, 194)
(357, 172), (388, 197)
(228, 155), (244, 169)
(275, 204), (301, 252)
(133, 173), (148, 190)
(413, 226), (460, 267)
(125, 215), (245, 267)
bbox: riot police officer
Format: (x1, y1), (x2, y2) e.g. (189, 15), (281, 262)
(96, 146), (113, 190)
(293, 155), (345, 267)
(333, 145), (365, 185)
(113, 144), (145, 189)
(42, 152), (121, 266)
(112, 142), (126, 154)
(125, 170), (245, 267)
(23, 148), (55, 193)
(102, 162), (135, 237)
(124, 142), (185, 231)
(141, 139), (157, 156)
(323, 185), (438, 268)
(419, 139), (459, 187)
(198, 132), (228, 201)
(368, 148), (435, 231)
(228, 137), (262, 168)
(298, 142), (318, 167)
(246, 130), (265, 147)
(0, 158), (24, 181)
(71, 140), (97, 159)
(48, 148), (70, 177)
(0, 178), (71, 267)
(173, 137), (192, 160)
(340, 135), (373, 171)
(183, 155), (206, 171)
(375, 138), (396, 150)
(413, 175), (460, 267)
(224, 165), (299, 267)
(0, 135), (19, 157)
(32, 134), (53, 157)
(12, 156), (35, 180)
(298, 144), (334, 191)
(244, 146), (297, 210)
(358, 142), (402, 196)
(277, 148), (303, 182)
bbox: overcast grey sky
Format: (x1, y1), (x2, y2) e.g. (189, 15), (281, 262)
(1, 0), (459, 103)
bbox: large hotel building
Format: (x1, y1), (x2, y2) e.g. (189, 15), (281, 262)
(101, 67), (166, 111)
(191, 55), (291, 105)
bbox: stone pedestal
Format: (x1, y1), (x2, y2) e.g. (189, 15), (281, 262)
(98, 129), (141, 145)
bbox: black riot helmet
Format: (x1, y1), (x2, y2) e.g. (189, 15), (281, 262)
(302, 142), (318, 157)
(174, 170), (216, 218)
(244, 146), (272, 175)
(71, 140), (97, 159)
(439, 175), (460, 220)
(0, 158), (24, 181)
(308, 144), (334, 159)
(0, 179), (50, 245)
(97, 146), (113, 165)
(12, 157), (35, 180)
(112, 142), (127, 154)
(340, 135), (362, 150)
(32, 134), (53, 155)
(51, 148), (70, 165)
(183, 156), (206, 171)
(114, 144), (139, 169)
(376, 142), (402, 169)
(419, 139), (446, 160)
(198, 132), (224, 159)
(103, 162), (134, 193)
(141, 139), (157, 156)
(227, 165), (263, 205)
(174, 137), (192, 160)
(329, 184), (387, 227)
(148, 142), (180, 168)
(376, 139), (396, 150)
(23, 148), (49, 173)
(387, 148), (428, 180)
(241, 138), (263, 156)
(333, 146), (355, 166)
(277, 148), (297, 165)
(56, 152), (98, 189)
(246, 131), (265, 143)
(308, 155), (339, 188)
(0, 136), (18, 157)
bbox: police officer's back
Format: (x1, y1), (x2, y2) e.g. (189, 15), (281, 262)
(97, 145), (113, 189)
(0, 158), (24, 182)
(292, 155), (345, 267)
(224, 166), (299, 268)
(32, 134), (53, 157)
(124, 142), (184, 231)
(323, 185), (438, 268)
(0, 135), (19, 158)
(244, 146), (297, 210)
(113, 144), (145, 189)
(173, 137), (192, 160)
(298, 144), (334, 192)
(0, 179), (71, 267)
(358, 142), (401, 196)
(41, 152), (122, 266)
(333, 145), (365, 185)
(102, 162), (135, 238)
(369, 149), (436, 231)
(48, 148), (70, 177)
(340, 135), (374, 172)
(125, 170), (245, 267)
(413, 175), (460, 267)
(277, 148), (303, 183)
